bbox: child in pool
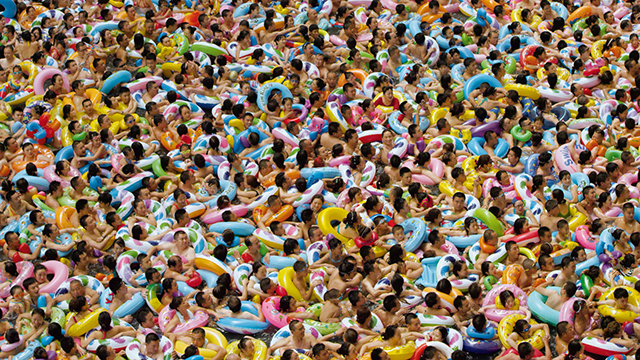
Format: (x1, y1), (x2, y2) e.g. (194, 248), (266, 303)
(461, 314), (499, 341)
(319, 288), (348, 323)
(554, 219), (572, 244)
(2, 285), (28, 315)
(480, 290), (532, 321)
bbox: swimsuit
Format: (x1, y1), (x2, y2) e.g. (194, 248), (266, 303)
(557, 205), (571, 219)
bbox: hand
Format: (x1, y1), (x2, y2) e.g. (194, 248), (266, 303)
(123, 315), (133, 323)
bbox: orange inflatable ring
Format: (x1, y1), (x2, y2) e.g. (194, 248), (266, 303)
(502, 264), (524, 285)
(416, 2), (431, 15)
(629, 137), (640, 148)
(422, 287), (463, 308)
(184, 11), (201, 27)
(160, 131), (179, 151)
(567, 6), (591, 25)
(262, 170), (301, 187)
(11, 144), (54, 172)
(0, 165), (9, 177)
(18, 5), (48, 29)
(55, 206), (76, 230)
(481, 0), (511, 13)
(338, 69), (369, 87)
(479, 236), (496, 253)
(417, 2), (449, 15)
(252, 204), (294, 226)
(12, 159), (50, 173)
(532, 277), (546, 288)
(606, 46), (623, 59)
(421, 13), (443, 23)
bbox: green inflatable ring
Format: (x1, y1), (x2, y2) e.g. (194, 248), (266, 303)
(473, 208), (504, 236)
(599, 23), (608, 36)
(510, 124), (532, 142)
(454, 91), (464, 103)
(503, 55), (516, 74)
(580, 273), (593, 298)
(228, 242), (268, 256)
(138, 117), (150, 135)
(483, 275), (497, 291)
(461, 33), (473, 46)
(480, 60), (491, 70)
(57, 195), (76, 207)
(71, 131), (87, 142)
(304, 303), (342, 335)
(151, 157), (168, 178)
(33, 196), (54, 212)
(605, 148), (622, 162)
(571, 19), (587, 32)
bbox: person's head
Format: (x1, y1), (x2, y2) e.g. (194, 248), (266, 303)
(614, 287), (630, 308)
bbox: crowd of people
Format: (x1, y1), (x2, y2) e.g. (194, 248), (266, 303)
(1, 0), (640, 359)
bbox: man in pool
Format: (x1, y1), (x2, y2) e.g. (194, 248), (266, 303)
(267, 320), (319, 357)
(534, 280), (577, 311)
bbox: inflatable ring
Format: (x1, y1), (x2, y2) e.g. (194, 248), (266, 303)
(175, 327), (227, 358)
(34, 68), (70, 96)
(101, 71), (132, 95)
(510, 125), (532, 142)
(472, 208), (504, 236)
(482, 284), (527, 322)
(19, 61), (37, 85)
(463, 74), (503, 101)
(226, 339), (267, 360)
(126, 336), (173, 360)
(67, 308), (106, 337)
(217, 300), (270, 334)
(597, 286), (640, 323)
(257, 82), (292, 112)
(504, 83), (540, 100)
(498, 313), (545, 349)
(567, 6), (591, 25)
(194, 254), (233, 276)
(252, 204), (293, 227)
(338, 69), (368, 87)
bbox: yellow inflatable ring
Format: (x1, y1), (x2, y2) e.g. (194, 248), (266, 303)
(66, 308), (106, 337)
(317, 207), (351, 243)
(597, 286), (640, 323)
(498, 313), (545, 349)
(175, 327), (227, 358)
(226, 338), (267, 360)
(504, 83), (540, 100)
(278, 267), (305, 301)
